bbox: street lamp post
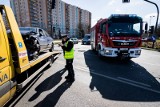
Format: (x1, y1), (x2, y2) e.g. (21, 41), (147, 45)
(144, 0), (159, 33)
(122, 0), (159, 33)
(150, 15), (155, 26)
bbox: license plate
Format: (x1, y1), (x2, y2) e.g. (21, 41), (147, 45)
(120, 48), (128, 51)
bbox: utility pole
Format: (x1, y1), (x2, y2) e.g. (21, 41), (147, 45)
(51, 0), (55, 38)
(122, 0), (159, 33)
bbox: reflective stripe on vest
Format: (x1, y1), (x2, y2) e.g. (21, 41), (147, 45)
(64, 41), (74, 59)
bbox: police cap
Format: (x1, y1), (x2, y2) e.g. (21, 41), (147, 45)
(61, 34), (68, 38)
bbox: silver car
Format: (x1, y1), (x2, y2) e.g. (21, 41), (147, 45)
(19, 27), (54, 52)
(70, 38), (78, 44)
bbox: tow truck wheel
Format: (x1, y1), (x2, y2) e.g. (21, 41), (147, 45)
(47, 57), (53, 68)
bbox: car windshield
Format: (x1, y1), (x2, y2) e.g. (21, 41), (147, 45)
(19, 27), (37, 33)
(83, 35), (90, 39)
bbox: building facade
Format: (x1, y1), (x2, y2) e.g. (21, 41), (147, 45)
(10, 0), (91, 38)
(52, 0), (91, 38)
(10, 0), (52, 34)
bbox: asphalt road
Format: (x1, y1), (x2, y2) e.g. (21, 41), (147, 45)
(7, 43), (160, 107)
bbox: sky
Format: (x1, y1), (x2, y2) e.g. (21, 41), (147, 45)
(0, 0), (160, 27)
(62, 0), (160, 27)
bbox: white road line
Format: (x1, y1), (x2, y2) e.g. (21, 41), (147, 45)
(117, 77), (151, 87)
(89, 71), (160, 94)
(55, 60), (160, 94)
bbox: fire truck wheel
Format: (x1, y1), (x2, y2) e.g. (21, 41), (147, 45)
(91, 44), (94, 50)
(98, 49), (103, 59)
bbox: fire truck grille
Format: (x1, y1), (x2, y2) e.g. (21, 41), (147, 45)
(113, 41), (136, 46)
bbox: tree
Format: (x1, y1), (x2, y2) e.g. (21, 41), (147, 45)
(87, 25), (91, 33)
(78, 23), (83, 38)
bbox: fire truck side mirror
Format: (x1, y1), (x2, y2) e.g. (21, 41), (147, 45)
(144, 23), (148, 34)
(145, 23), (148, 30)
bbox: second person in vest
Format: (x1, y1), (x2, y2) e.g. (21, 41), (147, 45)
(59, 34), (75, 82)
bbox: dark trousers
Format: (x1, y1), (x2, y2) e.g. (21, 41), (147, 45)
(66, 59), (74, 79)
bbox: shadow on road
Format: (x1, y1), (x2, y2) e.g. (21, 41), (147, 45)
(29, 68), (66, 101)
(34, 80), (73, 107)
(84, 50), (160, 102)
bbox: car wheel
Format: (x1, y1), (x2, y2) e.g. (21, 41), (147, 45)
(36, 41), (40, 53)
(49, 43), (54, 52)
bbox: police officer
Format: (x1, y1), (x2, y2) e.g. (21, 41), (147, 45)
(59, 34), (75, 82)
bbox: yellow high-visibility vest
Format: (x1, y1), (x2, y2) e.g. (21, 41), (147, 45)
(64, 41), (74, 59)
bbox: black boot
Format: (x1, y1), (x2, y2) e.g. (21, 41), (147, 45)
(65, 75), (70, 79)
(67, 78), (75, 82)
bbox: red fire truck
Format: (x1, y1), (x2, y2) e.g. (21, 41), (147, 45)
(91, 14), (143, 59)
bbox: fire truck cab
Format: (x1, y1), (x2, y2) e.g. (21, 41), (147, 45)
(91, 14), (143, 59)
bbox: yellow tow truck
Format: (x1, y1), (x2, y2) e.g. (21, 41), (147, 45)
(0, 5), (59, 106)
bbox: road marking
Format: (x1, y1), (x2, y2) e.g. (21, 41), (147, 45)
(117, 77), (151, 87)
(55, 60), (160, 94)
(75, 66), (160, 94)
(89, 71), (160, 94)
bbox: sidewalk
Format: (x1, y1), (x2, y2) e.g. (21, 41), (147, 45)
(142, 40), (160, 52)
(141, 47), (160, 52)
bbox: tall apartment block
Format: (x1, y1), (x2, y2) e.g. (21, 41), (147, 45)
(53, 0), (91, 38)
(10, 0), (52, 34)
(10, 0), (91, 38)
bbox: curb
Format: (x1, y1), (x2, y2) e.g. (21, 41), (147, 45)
(141, 47), (160, 52)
